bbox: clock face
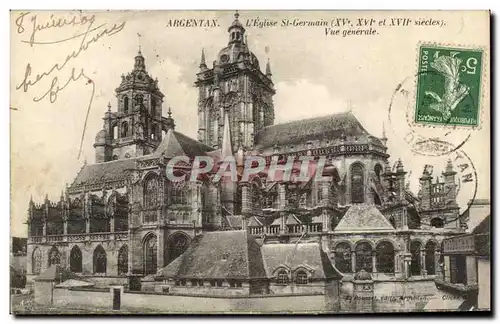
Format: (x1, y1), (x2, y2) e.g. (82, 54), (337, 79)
(220, 54), (229, 63)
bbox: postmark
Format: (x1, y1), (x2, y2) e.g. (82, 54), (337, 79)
(414, 44), (484, 127)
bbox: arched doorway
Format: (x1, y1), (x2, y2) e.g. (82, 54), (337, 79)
(410, 241), (422, 276)
(165, 232), (190, 266)
(425, 241), (437, 275)
(70, 246), (82, 273)
(93, 245), (107, 274)
(144, 234), (157, 275)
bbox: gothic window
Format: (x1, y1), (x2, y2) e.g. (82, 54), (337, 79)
(151, 124), (157, 140)
(114, 194), (129, 232)
(334, 243), (352, 273)
(121, 122), (129, 138)
(355, 242), (373, 273)
(376, 241), (395, 274)
(264, 185), (278, 209)
(252, 183), (261, 210)
(144, 234), (157, 275)
(374, 164), (383, 181)
(89, 195), (109, 233)
(123, 96), (129, 114)
(295, 270), (309, 284)
(430, 217), (444, 228)
(171, 181), (188, 205)
(151, 98), (157, 117)
(48, 246), (61, 267)
(276, 269), (289, 285)
(68, 198), (85, 234)
(30, 218), (44, 237)
(118, 245), (128, 275)
(144, 174), (159, 208)
(70, 245), (82, 273)
(32, 247), (42, 275)
(93, 245), (107, 274)
(410, 241), (422, 276)
(165, 232), (190, 265)
(425, 241), (437, 275)
(351, 163), (365, 203)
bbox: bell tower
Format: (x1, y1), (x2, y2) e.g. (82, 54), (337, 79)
(94, 48), (167, 162)
(195, 12), (275, 152)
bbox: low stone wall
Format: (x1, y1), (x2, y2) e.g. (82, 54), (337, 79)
(52, 287), (332, 313)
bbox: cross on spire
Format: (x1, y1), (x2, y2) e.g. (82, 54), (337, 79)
(234, 10), (239, 20)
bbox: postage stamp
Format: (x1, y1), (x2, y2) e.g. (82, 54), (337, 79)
(414, 45), (484, 127)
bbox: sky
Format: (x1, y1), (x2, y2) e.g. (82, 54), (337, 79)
(10, 10), (490, 237)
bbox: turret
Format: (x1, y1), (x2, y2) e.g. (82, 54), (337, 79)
(199, 48), (207, 71)
(442, 159), (458, 206)
(418, 165), (433, 210)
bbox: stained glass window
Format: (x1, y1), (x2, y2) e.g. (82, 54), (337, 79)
(376, 242), (395, 274)
(70, 245), (82, 273)
(118, 245), (128, 275)
(355, 242), (373, 273)
(144, 235), (157, 275)
(93, 245), (107, 274)
(144, 175), (159, 208)
(351, 163), (365, 203)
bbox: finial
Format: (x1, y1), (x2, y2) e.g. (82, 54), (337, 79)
(382, 122), (387, 139)
(266, 58), (272, 77)
(30, 194), (33, 203)
(234, 10), (239, 20)
(138, 45), (142, 56)
(107, 102), (111, 111)
(199, 48), (207, 69)
(168, 107), (172, 118)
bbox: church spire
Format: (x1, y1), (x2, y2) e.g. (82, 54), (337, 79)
(199, 48), (207, 70)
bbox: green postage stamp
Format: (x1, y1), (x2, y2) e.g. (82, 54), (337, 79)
(415, 45), (484, 127)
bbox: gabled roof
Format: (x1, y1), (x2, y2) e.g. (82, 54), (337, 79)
(260, 243), (342, 280)
(156, 231), (267, 280)
(255, 111), (382, 148)
(154, 129), (213, 158)
(334, 204), (394, 231)
(70, 158), (137, 189)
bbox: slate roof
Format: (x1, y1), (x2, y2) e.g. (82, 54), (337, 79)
(156, 231), (267, 280)
(70, 158), (137, 188)
(154, 129), (213, 158)
(254, 111), (382, 148)
(260, 243), (343, 280)
(334, 204), (394, 231)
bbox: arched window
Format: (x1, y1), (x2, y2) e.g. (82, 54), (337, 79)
(112, 124), (118, 140)
(121, 122), (129, 138)
(252, 183), (261, 209)
(123, 96), (129, 114)
(165, 232), (190, 265)
(276, 269), (289, 285)
(376, 241), (395, 274)
(355, 242), (373, 273)
(93, 245), (107, 274)
(334, 243), (352, 273)
(425, 241), (437, 275)
(430, 217), (444, 228)
(295, 270), (309, 284)
(144, 234), (157, 275)
(32, 247), (42, 275)
(351, 163), (365, 203)
(151, 124), (157, 140)
(144, 174), (159, 208)
(151, 98), (156, 117)
(171, 181), (188, 205)
(410, 241), (422, 276)
(374, 164), (383, 180)
(70, 246), (82, 273)
(135, 94), (144, 107)
(48, 246), (61, 267)
(118, 245), (128, 275)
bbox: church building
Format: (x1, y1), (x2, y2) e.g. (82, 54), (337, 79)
(26, 12), (467, 297)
